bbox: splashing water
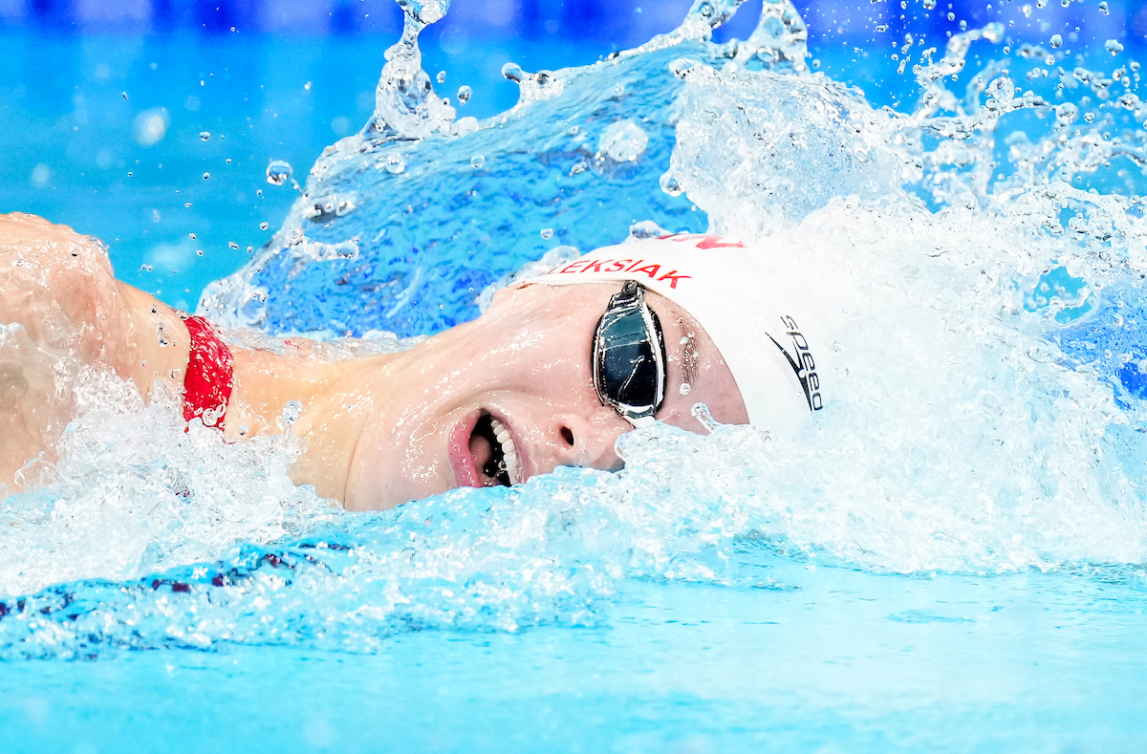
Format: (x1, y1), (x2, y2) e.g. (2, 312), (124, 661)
(7, 0), (1147, 658)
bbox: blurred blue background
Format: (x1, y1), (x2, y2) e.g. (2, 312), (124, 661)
(1, 0), (1142, 309)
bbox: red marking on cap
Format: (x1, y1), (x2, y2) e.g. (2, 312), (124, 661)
(659, 233), (746, 250)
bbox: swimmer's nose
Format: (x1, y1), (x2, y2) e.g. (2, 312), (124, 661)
(552, 409), (628, 472)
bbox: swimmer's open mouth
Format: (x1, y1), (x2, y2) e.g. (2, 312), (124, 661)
(468, 412), (522, 487)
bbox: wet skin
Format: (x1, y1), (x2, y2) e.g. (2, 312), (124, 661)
(0, 214), (748, 508)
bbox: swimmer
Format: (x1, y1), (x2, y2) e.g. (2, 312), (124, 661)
(0, 212), (829, 510)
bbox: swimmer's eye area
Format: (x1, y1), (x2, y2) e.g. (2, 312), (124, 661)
(593, 280), (667, 426)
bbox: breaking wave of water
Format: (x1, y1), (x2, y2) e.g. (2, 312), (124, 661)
(6, 0), (1147, 658)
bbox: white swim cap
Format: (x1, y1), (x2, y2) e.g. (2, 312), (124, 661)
(526, 233), (829, 436)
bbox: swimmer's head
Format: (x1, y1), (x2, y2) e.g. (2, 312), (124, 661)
(519, 233), (829, 438)
(344, 265), (746, 510)
(343, 232), (827, 510)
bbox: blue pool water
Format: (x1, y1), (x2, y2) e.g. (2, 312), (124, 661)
(7, 0), (1147, 751)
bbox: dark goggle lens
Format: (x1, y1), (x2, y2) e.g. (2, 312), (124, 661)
(593, 284), (666, 420)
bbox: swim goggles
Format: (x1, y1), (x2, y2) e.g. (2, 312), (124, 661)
(593, 280), (667, 426)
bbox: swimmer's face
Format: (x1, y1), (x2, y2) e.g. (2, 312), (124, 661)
(343, 282), (748, 510)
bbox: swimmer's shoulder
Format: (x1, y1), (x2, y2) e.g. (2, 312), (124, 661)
(0, 213), (190, 395)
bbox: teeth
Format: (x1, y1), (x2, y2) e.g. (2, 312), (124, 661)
(488, 416), (522, 485)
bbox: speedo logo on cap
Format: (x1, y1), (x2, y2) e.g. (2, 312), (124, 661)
(549, 258), (692, 289)
(767, 315), (823, 411)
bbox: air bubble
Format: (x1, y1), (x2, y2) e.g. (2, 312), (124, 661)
(260, 222), (269, 231)
(471, 155), (485, 169)
(266, 160), (292, 186)
(1050, 34), (1062, 49)
(202, 172), (210, 180)
(436, 71), (446, 84)
(199, 131), (210, 141)
(922, 0), (935, 8)
(457, 85), (472, 104)
(1100, 1), (1109, 13)
(1106, 39), (1124, 56)
(541, 228), (554, 240)
(229, 241), (239, 250)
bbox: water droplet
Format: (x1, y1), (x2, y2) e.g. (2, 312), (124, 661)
(132, 109), (168, 146)
(501, 63), (524, 83)
(202, 172), (210, 180)
(184, 202), (191, 208)
(1106, 39), (1125, 56)
(199, 131), (210, 141)
(1050, 34), (1062, 49)
(946, 11), (955, 21)
(385, 154), (406, 174)
(189, 233), (196, 240)
(266, 159), (292, 186)
(121, 92), (128, 100)
(228, 241), (239, 250)
(281, 400), (303, 427)
(304, 81), (312, 91)
(679, 382), (691, 396)
(457, 85), (472, 104)
(470, 155), (485, 169)
(540, 228), (554, 240)
(1100, 1), (1110, 13)
(256, 189), (264, 197)
(922, 0), (935, 9)
(259, 222), (269, 231)
(246, 246), (254, 254)
(196, 249), (204, 256)
(225, 158), (231, 164)
(127, 171), (133, 177)
(659, 172), (684, 197)
(1055, 102), (1078, 126)
(599, 120), (649, 163)
(436, 71), (446, 84)
(569, 161), (587, 176)
(691, 403), (720, 433)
